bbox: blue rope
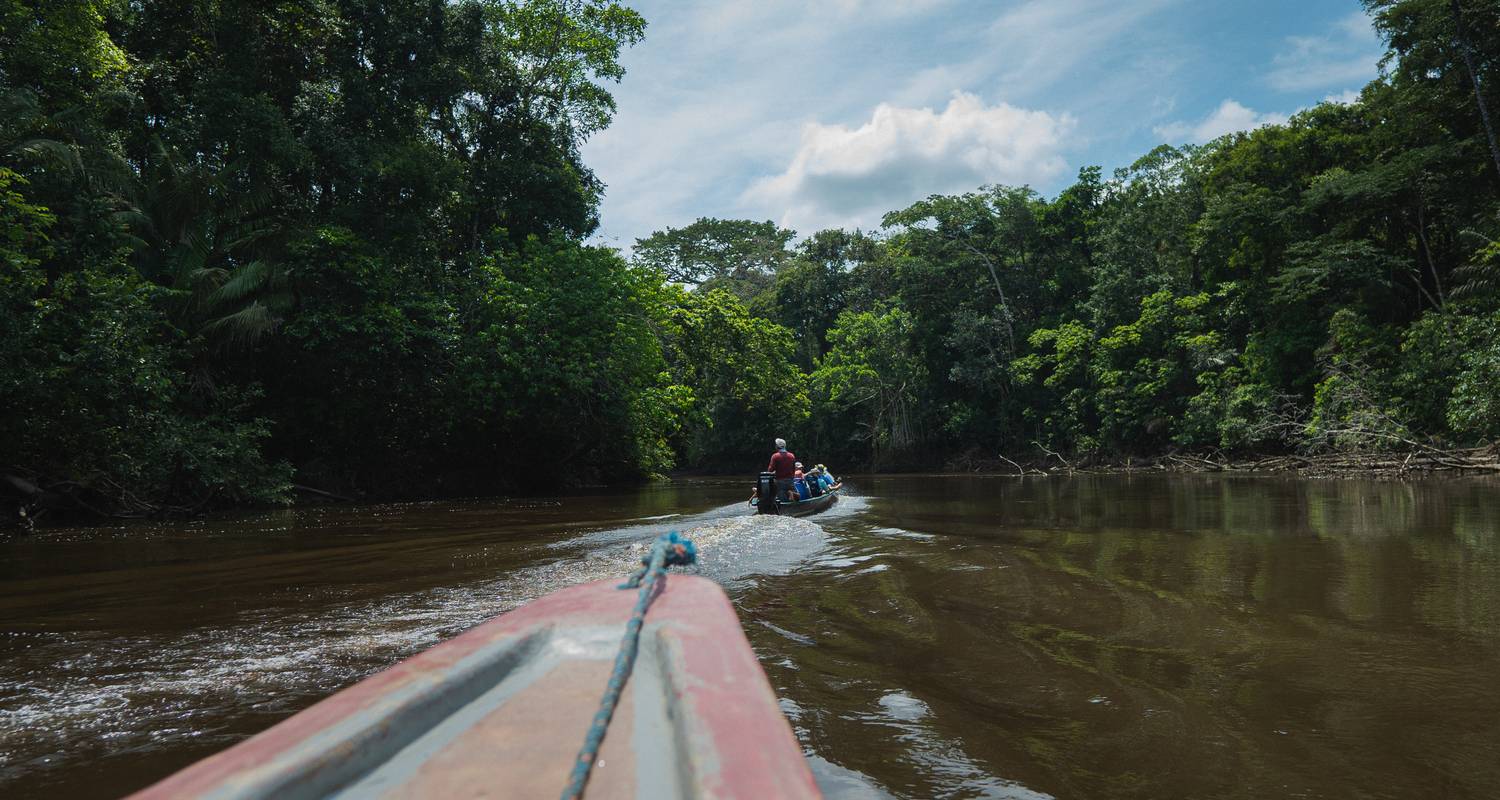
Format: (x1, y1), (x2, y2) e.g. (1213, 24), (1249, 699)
(560, 531), (697, 800)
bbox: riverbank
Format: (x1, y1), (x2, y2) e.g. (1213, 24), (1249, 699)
(943, 443), (1500, 479)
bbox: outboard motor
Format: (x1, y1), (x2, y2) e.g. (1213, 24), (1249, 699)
(756, 471), (780, 515)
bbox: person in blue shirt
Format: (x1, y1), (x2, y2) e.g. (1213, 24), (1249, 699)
(804, 466), (824, 497)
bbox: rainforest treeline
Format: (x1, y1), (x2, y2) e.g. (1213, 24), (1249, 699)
(3, 1), (1499, 520)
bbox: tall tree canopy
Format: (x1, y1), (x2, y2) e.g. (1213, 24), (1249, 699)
(6, 1), (1500, 524)
(1, 0), (669, 516)
(632, 217), (794, 301)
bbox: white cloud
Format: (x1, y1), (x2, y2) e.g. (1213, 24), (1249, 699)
(1154, 99), (1289, 143)
(887, 0), (1180, 108)
(1266, 11), (1382, 92)
(1323, 88), (1361, 105)
(581, 0), (1189, 248)
(743, 93), (1075, 233)
(581, 1), (1366, 249)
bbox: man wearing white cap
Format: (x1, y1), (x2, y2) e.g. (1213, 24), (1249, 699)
(766, 438), (797, 501)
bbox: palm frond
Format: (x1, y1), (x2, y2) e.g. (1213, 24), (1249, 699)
(1453, 229), (1500, 300)
(111, 207), (157, 236)
(191, 266), (231, 287)
(201, 301), (282, 347)
(224, 218), (285, 251)
(209, 261), (275, 304)
(15, 139), (85, 176)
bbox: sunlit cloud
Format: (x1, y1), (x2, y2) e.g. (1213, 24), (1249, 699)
(743, 93), (1075, 234)
(1154, 99), (1290, 144)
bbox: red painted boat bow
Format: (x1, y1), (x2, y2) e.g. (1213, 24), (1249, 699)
(130, 575), (821, 799)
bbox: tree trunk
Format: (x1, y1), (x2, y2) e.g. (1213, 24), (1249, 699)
(1415, 202), (1447, 308)
(960, 242), (1015, 357)
(1451, 0), (1500, 178)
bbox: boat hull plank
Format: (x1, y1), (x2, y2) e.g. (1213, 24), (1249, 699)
(130, 576), (819, 799)
(752, 486), (840, 517)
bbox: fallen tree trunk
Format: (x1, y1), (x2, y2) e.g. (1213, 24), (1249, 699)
(293, 484), (354, 502)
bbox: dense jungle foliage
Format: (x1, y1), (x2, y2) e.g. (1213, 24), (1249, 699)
(2, 0), (1499, 520)
(639, 0), (1500, 470)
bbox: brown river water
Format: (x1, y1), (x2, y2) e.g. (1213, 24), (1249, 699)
(2, 474), (1499, 799)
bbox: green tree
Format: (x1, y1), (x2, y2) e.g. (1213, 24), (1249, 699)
(633, 217), (795, 304)
(810, 306), (926, 466)
(659, 288), (808, 467)
(769, 229), (878, 369)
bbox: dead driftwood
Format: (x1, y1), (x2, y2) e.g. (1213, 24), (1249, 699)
(1032, 441), (1075, 475)
(1153, 448), (1499, 476)
(1259, 445), (1500, 476)
(1152, 446), (1500, 476)
(949, 443), (1500, 479)
(3, 467), (232, 530)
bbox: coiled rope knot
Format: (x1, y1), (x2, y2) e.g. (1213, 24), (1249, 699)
(620, 530), (696, 589)
(561, 531), (697, 800)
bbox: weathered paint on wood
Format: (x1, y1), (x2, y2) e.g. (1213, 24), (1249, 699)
(129, 576), (820, 799)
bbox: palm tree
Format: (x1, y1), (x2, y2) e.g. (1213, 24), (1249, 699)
(118, 136), (297, 348)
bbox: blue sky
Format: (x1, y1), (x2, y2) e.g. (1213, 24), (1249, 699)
(580, 0), (1385, 249)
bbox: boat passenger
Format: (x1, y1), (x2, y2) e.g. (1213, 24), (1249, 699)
(817, 464), (837, 488)
(766, 438), (798, 501)
(805, 467), (824, 497)
(793, 463), (810, 500)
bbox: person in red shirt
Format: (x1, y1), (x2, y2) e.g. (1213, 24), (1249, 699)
(766, 438), (798, 501)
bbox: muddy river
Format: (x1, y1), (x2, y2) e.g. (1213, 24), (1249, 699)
(3, 474), (1498, 798)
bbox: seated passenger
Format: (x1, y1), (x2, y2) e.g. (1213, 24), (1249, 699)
(805, 468), (823, 497)
(793, 463), (810, 499)
(817, 465), (837, 488)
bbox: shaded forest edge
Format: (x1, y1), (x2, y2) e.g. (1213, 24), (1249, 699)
(5, 1), (1500, 529)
